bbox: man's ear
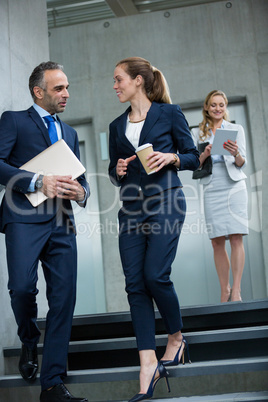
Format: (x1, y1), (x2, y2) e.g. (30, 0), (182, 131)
(33, 86), (44, 100)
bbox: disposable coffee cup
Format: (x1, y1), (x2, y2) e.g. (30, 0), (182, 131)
(135, 143), (157, 175)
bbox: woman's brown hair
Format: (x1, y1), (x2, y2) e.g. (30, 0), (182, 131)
(116, 57), (172, 104)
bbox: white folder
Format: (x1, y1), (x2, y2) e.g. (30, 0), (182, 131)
(20, 139), (86, 207)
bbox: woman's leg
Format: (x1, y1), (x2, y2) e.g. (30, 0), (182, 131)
(144, 229), (184, 362)
(119, 205), (157, 351)
(120, 189), (185, 394)
(119, 211), (161, 396)
(138, 350), (158, 394)
(161, 331), (184, 362)
(143, 188), (185, 361)
(229, 234), (245, 301)
(211, 236), (231, 302)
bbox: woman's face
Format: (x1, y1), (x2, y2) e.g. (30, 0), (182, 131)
(113, 65), (138, 103)
(206, 95), (227, 122)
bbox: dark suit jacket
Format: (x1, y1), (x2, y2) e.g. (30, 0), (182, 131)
(0, 106), (90, 232)
(109, 102), (199, 200)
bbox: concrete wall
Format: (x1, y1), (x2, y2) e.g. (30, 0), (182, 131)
(0, 0), (49, 375)
(48, 0), (268, 312)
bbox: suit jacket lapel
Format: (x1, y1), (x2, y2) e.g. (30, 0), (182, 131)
(223, 119), (232, 128)
(28, 106), (51, 147)
(116, 102), (162, 150)
(117, 107), (136, 152)
(138, 102), (162, 146)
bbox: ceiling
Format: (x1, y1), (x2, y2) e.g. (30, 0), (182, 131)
(46, 0), (225, 29)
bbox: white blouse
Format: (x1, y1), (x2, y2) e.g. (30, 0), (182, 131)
(125, 115), (145, 149)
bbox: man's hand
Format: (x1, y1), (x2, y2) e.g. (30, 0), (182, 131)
(42, 175), (62, 198)
(42, 175), (85, 202)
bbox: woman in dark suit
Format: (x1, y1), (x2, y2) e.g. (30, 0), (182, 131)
(109, 57), (199, 402)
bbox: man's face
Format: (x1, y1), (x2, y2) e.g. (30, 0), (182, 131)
(35, 69), (69, 114)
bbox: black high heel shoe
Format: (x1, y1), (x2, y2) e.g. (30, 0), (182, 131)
(161, 335), (191, 367)
(128, 362), (170, 402)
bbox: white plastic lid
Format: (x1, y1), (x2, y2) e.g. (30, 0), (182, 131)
(135, 143), (152, 153)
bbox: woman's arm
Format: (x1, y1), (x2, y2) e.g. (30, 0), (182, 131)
(147, 105), (200, 172)
(171, 105), (200, 171)
(223, 124), (247, 168)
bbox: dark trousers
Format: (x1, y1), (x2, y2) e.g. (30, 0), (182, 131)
(118, 188), (186, 350)
(5, 215), (77, 390)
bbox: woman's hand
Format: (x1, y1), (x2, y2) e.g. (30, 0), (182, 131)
(147, 152), (180, 172)
(223, 139), (238, 156)
(199, 143), (212, 166)
(224, 139), (245, 167)
(116, 155), (136, 177)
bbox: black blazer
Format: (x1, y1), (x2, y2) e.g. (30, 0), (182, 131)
(109, 102), (199, 200)
(0, 106), (90, 232)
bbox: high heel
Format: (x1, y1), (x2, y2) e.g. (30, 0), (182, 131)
(128, 362), (170, 402)
(161, 335), (191, 367)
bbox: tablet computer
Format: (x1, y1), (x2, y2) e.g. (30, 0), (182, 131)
(20, 139), (86, 207)
(211, 128), (238, 155)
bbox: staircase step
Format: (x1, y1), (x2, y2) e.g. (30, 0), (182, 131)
(1, 300), (268, 401)
(68, 325), (268, 370)
(36, 299), (268, 341)
(149, 392), (268, 401)
(1, 357), (268, 387)
(4, 325), (268, 372)
(0, 358), (267, 402)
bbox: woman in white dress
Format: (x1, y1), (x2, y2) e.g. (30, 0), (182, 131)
(192, 90), (248, 303)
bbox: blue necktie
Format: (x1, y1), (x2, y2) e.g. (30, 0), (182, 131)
(43, 115), (58, 144)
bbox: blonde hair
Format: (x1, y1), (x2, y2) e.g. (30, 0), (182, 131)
(199, 90), (230, 140)
(116, 57), (172, 104)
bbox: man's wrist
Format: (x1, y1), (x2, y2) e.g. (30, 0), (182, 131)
(35, 174), (44, 190)
(77, 186), (87, 204)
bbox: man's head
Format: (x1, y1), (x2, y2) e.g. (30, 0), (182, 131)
(29, 61), (69, 114)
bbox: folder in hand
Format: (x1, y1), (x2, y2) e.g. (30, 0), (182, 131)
(211, 128), (238, 155)
(20, 139), (86, 207)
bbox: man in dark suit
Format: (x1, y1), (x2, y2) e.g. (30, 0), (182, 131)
(0, 62), (89, 402)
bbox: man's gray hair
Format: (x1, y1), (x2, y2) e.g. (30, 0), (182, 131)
(29, 61), (64, 100)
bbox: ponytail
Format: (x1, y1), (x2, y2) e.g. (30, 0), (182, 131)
(150, 67), (171, 104)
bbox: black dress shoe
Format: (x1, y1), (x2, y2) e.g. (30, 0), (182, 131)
(19, 344), (38, 382)
(40, 384), (88, 402)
